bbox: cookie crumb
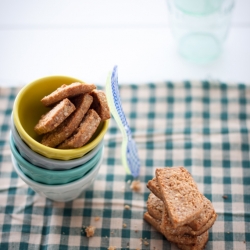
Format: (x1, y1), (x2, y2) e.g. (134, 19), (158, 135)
(94, 216), (100, 221)
(144, 240), (149, 246)
(124, 205), (130, 210)
(222, 195), (228, 199)
(108, 246), (116, 250)
(123, 223), (127, 228)
(85, 225), (96, 237)
(130, 180), (141, 192)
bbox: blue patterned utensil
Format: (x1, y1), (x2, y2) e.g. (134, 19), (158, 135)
(105, 66), (140, 178)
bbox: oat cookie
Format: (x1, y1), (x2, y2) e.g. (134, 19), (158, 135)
(147, 175), (216, 232)
(162, 202), (215, 237)
(34, 98), (75, 135)
(143, 212), (198, 245)
(41, 94), (93, 147)
(177, 231), (209, 250)
(188, 196), (216, 231)
(147, 192), (163, 220)
(148, 192), (216, 237)
(147, 177), (162, 199)
(58, 109), (101, 149)
(41, 82), (96, 106)
(156, 167), (205, 228)
(90, 89), (111, 120)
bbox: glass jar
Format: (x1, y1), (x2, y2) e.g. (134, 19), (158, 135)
(167, 0), (235, 63)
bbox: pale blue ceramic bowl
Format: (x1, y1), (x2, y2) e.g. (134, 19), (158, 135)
(10, 113), (103, 170)
(10, 134), (103, 185)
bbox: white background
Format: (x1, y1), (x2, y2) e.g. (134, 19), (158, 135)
(0, 0), (250, 87)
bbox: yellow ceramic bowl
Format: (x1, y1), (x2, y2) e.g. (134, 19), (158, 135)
(13, 75), (109, 160)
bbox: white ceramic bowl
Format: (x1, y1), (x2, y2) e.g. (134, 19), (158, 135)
(11, 149), (104, 202)
(10, 114), (103, 170)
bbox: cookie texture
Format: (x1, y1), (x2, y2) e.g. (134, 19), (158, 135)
(147, 175), (216, 232)
(147, 192), (163, 220)
(41, 94), (93, 147)
(144, 212), (198, 245)
(147, 177), (162, 199)
(90, 89), (111, 120)
(144, 166), (217, 250)
(34, 98), (75, 135)
(156, 167), (205, 228)
(148, 192), (217, 237)
(58, 109), (101, 149)
(188, 196), (216, 231)
(177, 231), (209, 250)
(41, 82), (96, 106)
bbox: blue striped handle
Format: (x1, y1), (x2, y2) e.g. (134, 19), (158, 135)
(106, 66), (140, 178)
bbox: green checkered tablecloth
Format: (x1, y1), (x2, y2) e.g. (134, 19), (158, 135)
(0, 81), (249, 250)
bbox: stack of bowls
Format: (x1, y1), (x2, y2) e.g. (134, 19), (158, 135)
(10, 76), (109, 202)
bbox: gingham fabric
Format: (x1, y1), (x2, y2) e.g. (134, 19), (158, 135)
(0, 81), (249, 250)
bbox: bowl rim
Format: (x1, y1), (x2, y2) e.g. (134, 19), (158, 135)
(13, 75), (109, 160)
(11, 146), (104, 190)
(10, 114), (104, 169)
(9, 132), (103, 177)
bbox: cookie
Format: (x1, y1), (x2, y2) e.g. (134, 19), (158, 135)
(147, 192), (163, 220)
(156, 167), (205, 228)
(177, 231), (209, 250)
(34, 98), (75, 135)
(147, 177), (162, 199)
(147, 176), (216, 232)
(41, 94), (93, 147)
(144, 212), (198, 245)
(90, 89), (111, 120)
(58, 109), (101, 149)
(41, 82), (96, 106)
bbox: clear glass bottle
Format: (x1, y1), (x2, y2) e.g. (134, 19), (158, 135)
(167, 0), (235, 63)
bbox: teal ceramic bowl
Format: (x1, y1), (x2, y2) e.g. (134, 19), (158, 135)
(11, 152), (103, 202)
(9, 134), (103, 185)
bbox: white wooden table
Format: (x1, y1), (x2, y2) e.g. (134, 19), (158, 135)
(0, 0), (250, 87)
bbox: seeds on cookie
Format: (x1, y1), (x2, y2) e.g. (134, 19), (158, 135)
(57, 109), (101, 149)
(41, 82), (96, 106)
(90, 89), (111, 120)
(34, 98), (75, 135)
(41, 94), (93, 147)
